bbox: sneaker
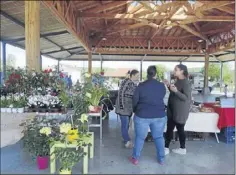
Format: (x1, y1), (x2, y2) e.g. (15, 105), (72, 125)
(129, 157), (138, 165)
(172, 148), (186, 155)
(164, 148), (170, 155)
(125, 141), (134, 149)
(158, 161), (164, 166)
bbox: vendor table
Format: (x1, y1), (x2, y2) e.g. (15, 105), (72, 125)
(50, 132), (94, 174)
(203, 103), (235, 129)
(144, 112), (220, 143)
(88, 107), (103, 140)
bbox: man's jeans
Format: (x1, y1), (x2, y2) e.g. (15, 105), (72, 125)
(120, 115), (131, 144)
(132, 115), (167, 162)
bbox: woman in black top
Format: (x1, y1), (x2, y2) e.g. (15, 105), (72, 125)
(163, 64), (191, 155)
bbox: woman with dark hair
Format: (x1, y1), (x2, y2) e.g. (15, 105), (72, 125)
(130, 65), (166, 165)
(164, 64), (191, 155)
(115, 69), (139, 148)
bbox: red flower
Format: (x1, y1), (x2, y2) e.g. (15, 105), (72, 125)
(49, 69), (52, 72)
(44, 69), (48, 73)
(100, 72), (104, 75)
(60, 72), (64, 78)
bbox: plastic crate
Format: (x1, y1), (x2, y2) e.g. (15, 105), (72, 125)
(221, 127), (235, 144)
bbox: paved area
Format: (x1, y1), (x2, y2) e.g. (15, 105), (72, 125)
(1, 110), (235, 174)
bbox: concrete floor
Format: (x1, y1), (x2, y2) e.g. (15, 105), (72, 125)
(1, 110), (235, 174)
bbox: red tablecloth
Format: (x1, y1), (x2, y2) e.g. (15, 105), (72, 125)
(203, 103), (235, 129)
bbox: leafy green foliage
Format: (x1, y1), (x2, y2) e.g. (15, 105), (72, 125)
(55, 147), (85, 170)
(21, 118), (50, 157)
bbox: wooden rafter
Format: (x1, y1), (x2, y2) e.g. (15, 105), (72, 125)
(215, 6), (235, 15)
(179, 24), (211, 43)
(85, 1), (129, 13)
(195, 1), (235, 17)
(42, 1), (90, 51)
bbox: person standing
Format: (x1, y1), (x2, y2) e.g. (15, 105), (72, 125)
(164, 64), (191, 155)
(115, 70), (139, 149)
(68, 75), (73, 89)
(129, 66), (166, 165)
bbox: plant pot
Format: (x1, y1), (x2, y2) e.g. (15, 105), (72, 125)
(67, 128), (79, 142)
(1, 108), (7, 113)
(6, 108), (12, 113)
(12, 108), (18, 113)
(17, 108), (24, 113)
(37, 156), (49, 170)
(89, 106), (101, 113)
(59, 169), (71, 174)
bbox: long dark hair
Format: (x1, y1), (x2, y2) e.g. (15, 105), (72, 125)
(129, 69), (139, 78)
(147, 65), (156, 79)
(176, 64), (188, 78)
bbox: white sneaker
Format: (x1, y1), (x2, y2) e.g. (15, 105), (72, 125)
(165, 148), (170, 155)
(125, 141), (134, 149)
(172, 148), (187, 155)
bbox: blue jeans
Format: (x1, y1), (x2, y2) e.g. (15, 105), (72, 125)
(132, 115), (167, 162)
(120, 115), (131, 144)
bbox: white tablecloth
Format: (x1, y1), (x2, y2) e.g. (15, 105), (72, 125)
(130, 112), (220, 134)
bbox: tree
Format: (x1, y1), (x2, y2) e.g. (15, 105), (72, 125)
(156, 64), (168, 81)
(223, 63), (234, 85)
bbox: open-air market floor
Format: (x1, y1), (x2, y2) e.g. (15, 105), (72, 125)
(1, 102), (235, 174)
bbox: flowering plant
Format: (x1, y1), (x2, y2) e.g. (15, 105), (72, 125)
(27, 94), (61, 108)
(38, 113), (91, 171)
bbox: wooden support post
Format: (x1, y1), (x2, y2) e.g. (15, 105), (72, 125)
(88, 52), (92, 73)
(25, 1), (40, 71)
(57, 60), (60, 73)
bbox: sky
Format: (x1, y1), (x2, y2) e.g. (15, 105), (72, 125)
(0, 42), (234, 73)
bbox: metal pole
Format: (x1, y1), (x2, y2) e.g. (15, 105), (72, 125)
(220, 61), (223, 92)
(99, 53), (103, 71)
(140, 60), (143, 81)
(57, 60), (60, 73)
(2, 42), (7, 83)
(40, 55), (42, 71)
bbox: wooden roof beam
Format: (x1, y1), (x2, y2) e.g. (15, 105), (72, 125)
(85, 1), (130, 13)
(78, 12), (235, 22)
(180, 24), (211, 43)
(215, 6), (235, 15)
(195, 1), (235, 17)
(139, 1), (156, 12)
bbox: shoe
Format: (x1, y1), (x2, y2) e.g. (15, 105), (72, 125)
(129, 157), (138, 165)
(158, 161), (164, 166)
(125, 141), (134, 149)
(172, 148), (186, 155)
(164, 148), (170, 155)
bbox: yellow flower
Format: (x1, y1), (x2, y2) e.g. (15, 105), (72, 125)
(39, 127), (51, 136)
(60, 123), (72, 134)
(85, 73), (91, 78)
(80, 114), (88, 123)
(86, 93), (92, 98)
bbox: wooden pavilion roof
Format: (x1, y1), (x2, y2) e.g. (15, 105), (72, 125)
(0, 1), (235, 62)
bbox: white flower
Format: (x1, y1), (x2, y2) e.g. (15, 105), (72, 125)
(85, 73), (91, 78)
(86, 93), (92, 98)
(49, 72), (53, 77)
(60, 123), (72, 134)
(32, 72), (36, 76)
(80, 114), (88, 123)
(39, 127), (51, 136)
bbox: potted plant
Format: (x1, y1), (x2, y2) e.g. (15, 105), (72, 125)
(6, 95), (13, 113)
(38, 113), (90, 174)
(0, 96), (7, 112)
(55, 147), (85, 174)
(21, 118), (50, 170)
(59, 89), (70, 114)
(85, 86), (108, 113)
(17, 96), (26, 113)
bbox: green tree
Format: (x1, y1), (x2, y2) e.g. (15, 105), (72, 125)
(223, 63), (234, 85)
(156, 64), (168, 81)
